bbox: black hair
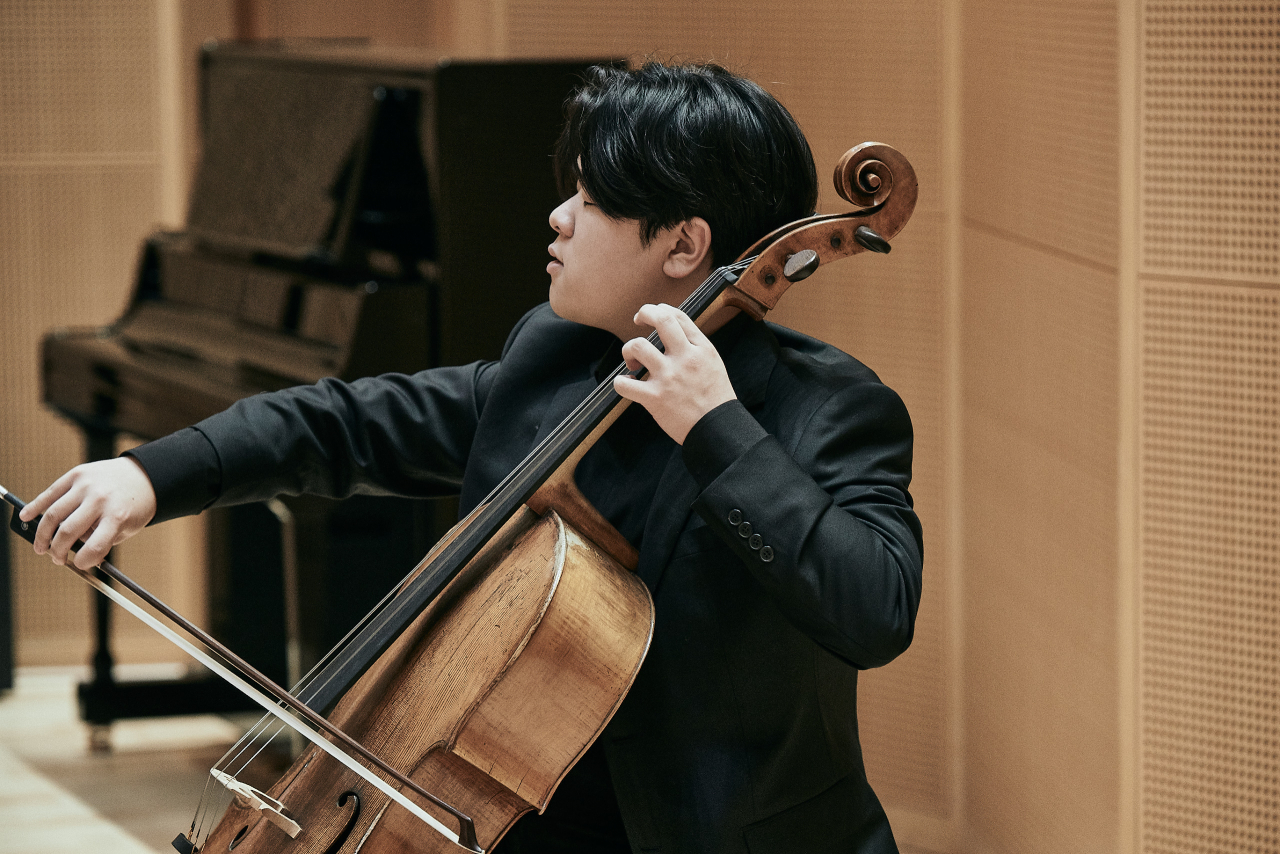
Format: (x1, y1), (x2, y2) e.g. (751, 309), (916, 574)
(555, 62), (818, 267)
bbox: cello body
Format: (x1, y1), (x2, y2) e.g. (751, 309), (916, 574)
(0, 141), (916, 854)
(202, 507), (653, 853)
(191, 140), (916, 854)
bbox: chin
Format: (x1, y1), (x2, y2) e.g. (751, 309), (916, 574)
(547, 287), (568, 318)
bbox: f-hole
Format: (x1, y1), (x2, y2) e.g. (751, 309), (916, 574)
(228, 825), (249, 850)
(321, 791), (362, 854)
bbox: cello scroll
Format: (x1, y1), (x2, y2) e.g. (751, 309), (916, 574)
(720, 141), (918, 319)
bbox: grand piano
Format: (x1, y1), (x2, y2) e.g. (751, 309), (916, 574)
(40, 41), (611, 738)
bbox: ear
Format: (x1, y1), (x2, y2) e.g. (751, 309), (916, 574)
(661, 216), (713, 281)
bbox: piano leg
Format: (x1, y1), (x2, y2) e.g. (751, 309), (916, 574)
(79, 427), (117, 753)
(69, 427), (287, 745)
(264, 498), (305, 758)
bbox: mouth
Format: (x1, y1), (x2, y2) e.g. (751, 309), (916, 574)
(547, 245), (563, 274)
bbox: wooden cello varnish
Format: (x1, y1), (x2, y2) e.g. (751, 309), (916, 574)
(186, 141), (916, 854)
(202, 507), (654, 853)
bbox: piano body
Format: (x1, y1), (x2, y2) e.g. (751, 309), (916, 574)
(40, 41), (611, 736)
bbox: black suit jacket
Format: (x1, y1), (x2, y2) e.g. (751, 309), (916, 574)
(130, 304), (923, 854)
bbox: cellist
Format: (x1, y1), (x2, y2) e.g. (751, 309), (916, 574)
(21, 62), (923, 854)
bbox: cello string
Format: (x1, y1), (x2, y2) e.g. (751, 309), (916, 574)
(234, 721), (292, 776)
(455, 259), (744, 521)
(192, 773), (230, 849)
(198, 258), (757, 804)
(266, 258), (755, 717)
(222, 720), (274, 776)
(214, 699), (291, 776)
(75, 561), (475, 847)
(473, 259), (750, 508)
(209, 563), (419, 766)
(187, 257), (762, 845)
(207, 558), (426, 776)
(198, 787), (236, 848)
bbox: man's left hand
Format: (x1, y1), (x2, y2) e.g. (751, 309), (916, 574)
(613, 303), (737, 444)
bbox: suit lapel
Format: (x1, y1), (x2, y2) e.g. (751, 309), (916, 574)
(532, 374), (599, 447)
(636, 448), (699, 592)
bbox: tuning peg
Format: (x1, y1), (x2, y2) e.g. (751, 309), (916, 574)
(854, 226), (891, 254)
(783, 249), (821, 282)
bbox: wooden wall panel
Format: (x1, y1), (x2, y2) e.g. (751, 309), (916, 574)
(961, 2), (1121, 852)
(1138, 282), (1279, 854)
(0, 2), (159, 157)
(775, 213), (952, 821)
(963, 0), (1119, 263)
(961, 229), (1120, 854)
(504, 0), (947, 218)
(252, 0), (440, 47)
(1141, 4), (1278, 284)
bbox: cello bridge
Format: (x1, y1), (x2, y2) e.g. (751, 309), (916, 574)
(210, 769), (303, 838)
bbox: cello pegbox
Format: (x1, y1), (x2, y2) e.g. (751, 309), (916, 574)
(723, 142), (917, 319)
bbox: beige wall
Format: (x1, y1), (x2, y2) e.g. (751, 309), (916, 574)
(961, 2), (1123, 852)
(0, 1), (228, 666)
(2, 1), (1274, 852)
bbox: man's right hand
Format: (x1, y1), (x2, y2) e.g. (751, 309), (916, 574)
(19, 457), (157, 570)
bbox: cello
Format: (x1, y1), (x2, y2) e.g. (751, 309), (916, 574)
(4, 140), (916, 854)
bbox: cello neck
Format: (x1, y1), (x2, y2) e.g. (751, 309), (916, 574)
(296, 260), (752, 713)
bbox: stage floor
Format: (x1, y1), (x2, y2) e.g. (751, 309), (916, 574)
(0, 666), (245, 854)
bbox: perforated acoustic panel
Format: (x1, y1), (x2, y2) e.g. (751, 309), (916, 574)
(1138, 5), (1279, 851)
(0, 2), (158, 157)
(1142, 4), (1279, 283)
(504, 0), (954, 826)
(0, 1), (192, 665)
(1139, 283), (1279, 852)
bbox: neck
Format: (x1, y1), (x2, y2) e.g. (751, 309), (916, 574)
(617, 261), (736, 340)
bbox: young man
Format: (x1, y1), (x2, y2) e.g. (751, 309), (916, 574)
(23, 63), (922, 853)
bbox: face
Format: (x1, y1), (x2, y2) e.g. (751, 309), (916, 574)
(546, 185), (684, 341)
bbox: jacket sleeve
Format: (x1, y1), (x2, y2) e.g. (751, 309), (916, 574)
(682, 381), (923, 669)
(128, 359), (498, 524)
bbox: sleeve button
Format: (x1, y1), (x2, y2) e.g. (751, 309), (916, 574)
(759, 545), (774, 563)
(748, 533), (762, 550)
(728, 509), (743, 525)
(737, 521), (752, 538)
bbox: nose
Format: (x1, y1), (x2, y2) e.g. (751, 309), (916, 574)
(549, 195), (576, 237)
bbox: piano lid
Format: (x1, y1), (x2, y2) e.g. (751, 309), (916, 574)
(186, 42), (436, 270)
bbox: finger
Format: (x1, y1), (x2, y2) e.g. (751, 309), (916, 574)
(671, 308), (711, 347)
(32, 485), (88, 554)
(73, 520), (118, 570)
(620, 336), (666, 374)
(48, 501), (102, 566)
(613, 374), (659, 406)
(635, 304), (692, 353)
(20, 469), (77, 522)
